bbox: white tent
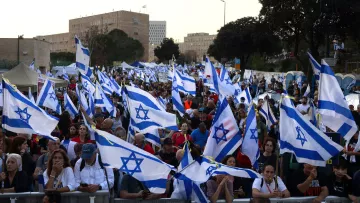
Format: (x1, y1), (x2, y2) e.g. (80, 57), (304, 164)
(346, 93), (360, 107)
(121, 62), (136, 69)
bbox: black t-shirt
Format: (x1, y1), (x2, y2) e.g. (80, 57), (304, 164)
(346, 136), (360, 166)
(326, 173), (353, 197)
(156, 150), (178, 167)
(257, 153), (277, 173)
(289, 169), (327, 197)
(120, 174), (145, 194)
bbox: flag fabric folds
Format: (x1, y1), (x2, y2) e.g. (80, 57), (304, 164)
(259, 99), (277, 129)
(37, 79), (62, 115)
(2, 79), (59, 137)
(175, 70), (196, 96)
(0, 82), (3, 107)
(172, 69), (185, 116)
(125, 85), (178, 134)
(175, 156), (261, 183)
(95, 128), (173, 193)
(235, 87), (252, 105)
(80, 72), (95, 95)
(318, 60), (357, 140)
(127, 124), (161, 147)
(94, 82), (116, 117)
(29, 59), (35, 70)
(280, 94), (343, 166)
(75, 36), (90, 72)
(64, 93), (78, 119)
(242, 104), (260, 169)
(307, 52), (321, 80)
(203, 95), (242, 162)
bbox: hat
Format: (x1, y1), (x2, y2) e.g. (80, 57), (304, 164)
(94, 113), (104, 118)
(81, 144), (96, 159)
(163, 137), (173, 145)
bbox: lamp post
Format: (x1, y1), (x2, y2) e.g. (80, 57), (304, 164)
(17, 35), (24, 64)
(220, 0), (226, 26)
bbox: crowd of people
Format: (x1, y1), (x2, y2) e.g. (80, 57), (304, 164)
(0, 67), (359, 203)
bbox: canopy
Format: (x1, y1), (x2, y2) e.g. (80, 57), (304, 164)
(121, 62), (136, 69)
(1, 63), (67, 90)
(346, 93), (360, 107)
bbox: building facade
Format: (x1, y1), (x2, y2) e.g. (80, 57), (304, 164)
(0, 38), (50, 69)
(37, 10), (149, 61)
(179, 33), (216, 62)
(149, 21), (166, 45)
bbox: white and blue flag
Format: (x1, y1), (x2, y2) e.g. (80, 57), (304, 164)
(308, 52), (321, 80)
(64, 93), (78, 119)
(94, 82), (116, 117)
(318, 60), (357, 140)
(309, 99), (318, 128)
(204, 57), (218, 93)
(158, 96), (168, 110)
(235, 87), (252, 105)
(242, 104), (260, 169)
(0, 82), (3, 107)
(175, 70), (196, 96)
(175, 156), (261, 183)
(127, 124), (161, 147)
(218, 64), (236, 96)
(259, 99), (277, 129)
(109, 77), (121, 96)
(37, 79), (61, 115)
(203, 95), (242, 162)
(95, 128), (173, 193)
(280, 94), (343, 166)
(172, 69), (185, 116)
(97, 70), (113, 95)
(125, 85), (178, 134)
(80, 72), (95, 95)
(346, 79), (356, 90)
(75, 36), (90, 72)
(76, 84), (93, 118)
(2, 80), (59, 137)
(29, 59), (35, 70)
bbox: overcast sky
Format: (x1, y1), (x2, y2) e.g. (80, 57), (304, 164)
(1, 0), (261, 42)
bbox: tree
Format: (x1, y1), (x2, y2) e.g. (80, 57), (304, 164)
(50, 52), (75, 66)
(184, 50), (197, 64)
(154, 38), (180, 63)
(208, 17), (281, 77)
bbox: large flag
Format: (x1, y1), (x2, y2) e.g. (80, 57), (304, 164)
(259, 99), (277, 129)
(95, 129), (173, 193)
(280, 94), (343, 166)
(80, 72), (95, 95)
(175, 156), (261, 183)
(303, 85), (310, 97)
(94, 82), (116, 117)
(2, 79), (59, 137)
(318, 60), (357, 140)
(127, 123), (161, 147)
(204, 57), (218, 93)
(76, 84), (93, 118)
(171, 142), (209, 203)
(175, 70), (196, 96)
(75, 36), (90, 72)
(242, 104), (260, 169)
(97, 70), (113, 95)
(125, 85), (178, 134)
(218, 64), (236, 96)
(36, 79), (61, 115)
(307, 52), (321, 80)
(235, 87), (252, 105)
(172, 69), (185, 116)
(64, 93), (78, 119)
(203, 95), (242, 162)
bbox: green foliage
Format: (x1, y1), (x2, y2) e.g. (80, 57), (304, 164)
(0, 59), (17, 69)
(154, 38), (180, 63)
(50, 52), (75, 67)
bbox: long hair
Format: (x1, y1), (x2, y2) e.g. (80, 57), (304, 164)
(46, 149), (71, 177)
(8, 137), (26, 154)
(221, 155), (237, 166)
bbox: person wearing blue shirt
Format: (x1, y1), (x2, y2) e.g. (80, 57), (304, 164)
(190, 122), (209, 149)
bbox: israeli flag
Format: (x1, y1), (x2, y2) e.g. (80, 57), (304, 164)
(76, 85), (93, 118)
(64, 93), (78, 119)
(95, 128), (173, 193)
(2, 80), (59, 137)
(318, 60), (357, 140)
(97, 70), (113, 95)
(121, 87), (129, 113)
(29, 59), (35, 70)
(172, 142), (209, 203)
(259, 99), (277, 129)
(0, 82), (3, 107)
(88, 93), (95, 117)
(127, 124), (161, 147)
(242, 104), (260, 169)
(307, 52), (321, 80)
(37, 79), (61, 115)
(125, 85), (178, 134)
(309, 100), (318, 127)
(158, 96), (168, 110)
(235, 87), (252, 105)
(249, 70), (253, 84)
(80, 72), (95, 95)
(346, 79), (356, 90)
(303, 85), (310, 97)
(233, 82), (242, 97)
(175, 70), (196, 96)
(109, 77), (121, 96)
(204, 57), (219, 94)
(94, 82), (116, 117)
(217, 64), (236, 96)
(203, 95), (242, 162)
(175, 156), (261, 183)
(280, 94), (343, 166)
(75, 36), (90, 72)
(172, 70), (185, 116)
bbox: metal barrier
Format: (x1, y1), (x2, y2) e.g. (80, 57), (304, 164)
(0, 193), (356, 203)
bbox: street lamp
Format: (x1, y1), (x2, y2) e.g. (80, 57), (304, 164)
(220, 0), (226, 26)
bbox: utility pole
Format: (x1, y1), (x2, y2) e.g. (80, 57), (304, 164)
(17, 35), (23, 64)
(220, 0), (226, 26)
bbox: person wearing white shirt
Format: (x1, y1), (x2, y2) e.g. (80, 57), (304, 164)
(43, 149), (77, 192)
(296, 97), (310, 115)
(74, 144), (114, 193)
(252, 164), (290, 199)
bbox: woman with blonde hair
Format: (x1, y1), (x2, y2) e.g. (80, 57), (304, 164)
(43, 149), (76, 192)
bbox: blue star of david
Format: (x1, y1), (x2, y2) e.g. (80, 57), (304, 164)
(172, 85), (179, 92)
(14, 107), (32, 124)
(213, 124), (229, 144)
(296, 126), (307, 146)
(83, 81), (88, 89)
(49, 92), (57, 101)
(135, 104), (150, 120)
(249, 128), (258, 143)
(225, 78), (232, 85)
(206, 166), (218, 176)
(107, 81), (112, 88)
(120, 152), (144, 176)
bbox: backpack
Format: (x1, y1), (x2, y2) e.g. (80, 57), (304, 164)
(260, 177), (278, 189)
(79, 154), (104, 172)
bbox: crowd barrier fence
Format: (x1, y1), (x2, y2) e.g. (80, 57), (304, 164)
(0, 192), (357, 203)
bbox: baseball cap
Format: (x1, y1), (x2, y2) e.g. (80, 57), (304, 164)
(81, 144), (96, 159)
(163, 137), (173, 145)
